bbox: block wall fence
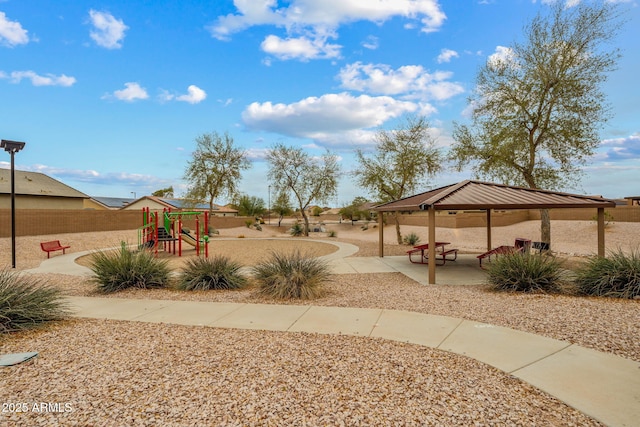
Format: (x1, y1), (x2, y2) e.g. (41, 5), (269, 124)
(1, 207), (638, 237)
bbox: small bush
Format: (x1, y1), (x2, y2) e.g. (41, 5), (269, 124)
(327, 230), (337, 238)
(360, 222), (369, 231)
(252, 250), (330, 299)
(290, 222), (304, 236)
(89, 243), (171, 293)
(0, 269), (70, 333)
(254, 224), (263, 231)
(402, 232), (421, 246)
(177, 256), (248, 291)
(575, 249), (640, 299)
(237, 234), (245, 238)
(245, 219), (253, 228)
(487, 252), (566, 293)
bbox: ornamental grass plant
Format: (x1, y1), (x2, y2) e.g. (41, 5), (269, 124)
(402, 232), (421, 246)
(89, 243), (171, 293)
(177, 256), (248, 291)
(487, 252), (566, 294)
(575, 249), (640, 299)
(252, 250), (330, 299)
(0, 269), (70, 333)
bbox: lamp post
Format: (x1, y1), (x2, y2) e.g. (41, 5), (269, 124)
(1, 139), (26, 269)
(268, 185), (271, 225)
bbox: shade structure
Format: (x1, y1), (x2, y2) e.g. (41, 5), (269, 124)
(372, 180), (616, 284)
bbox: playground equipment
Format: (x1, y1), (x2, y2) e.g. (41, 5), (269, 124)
(139, 207), (209, 257)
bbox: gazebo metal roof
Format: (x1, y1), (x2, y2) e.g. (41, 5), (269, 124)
(373, 180), (616, 212)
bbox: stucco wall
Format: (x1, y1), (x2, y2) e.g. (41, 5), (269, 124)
(0, 195), (85, 210)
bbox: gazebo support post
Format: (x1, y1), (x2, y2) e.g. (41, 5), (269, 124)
(378, 212), (384, 257)
(428, 206), (436, 285)
(486, 209), (492, 251)
(597, 208), (605, 257)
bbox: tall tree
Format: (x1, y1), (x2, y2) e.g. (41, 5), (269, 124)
(183, 132), (251, 216)
(233, 194), (266, 217)
(449, 2), (623, 245)
(267, 144), (340, 236)
(271, 190), (293, 227)
(354, 115), (442, 244)
(152, 186), (174, 198)
(339, 196), (370, 225)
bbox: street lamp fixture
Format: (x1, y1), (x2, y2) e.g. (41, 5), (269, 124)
(1, 139), (26, 268)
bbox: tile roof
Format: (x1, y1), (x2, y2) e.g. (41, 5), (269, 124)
(0, 169), (88, 198)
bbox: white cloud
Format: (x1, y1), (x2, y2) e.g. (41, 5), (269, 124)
(209, 0), (446, 60)
(338, 62), (464, 101)
(176, 85), (207, 104)
(362, 35), (379, 50)
(159, 85), (207, 104)
(104, 82), (149, 102)
(487, 45), (516, 69)
(0, 12), (29, 47)
(1, 70), (76, 86)
(261, 32), (341, 61)
(436, 48), (459, 63)
(242, 92), (417, 148)
(89, 10), (128, 49)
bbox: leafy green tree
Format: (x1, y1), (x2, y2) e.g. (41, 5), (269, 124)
(339, 196), (370, 225)
(152, 186), (174, 198)
(183, 132), (251, 216)
(271, 190), (293, 226)
(354, 116), (442, 244)
(233, 194), (266, 217)
(267, 144), (340, 236)
(449, 2), (624, 245)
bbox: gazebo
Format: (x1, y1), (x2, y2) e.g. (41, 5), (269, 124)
(372, 180), (616, 284)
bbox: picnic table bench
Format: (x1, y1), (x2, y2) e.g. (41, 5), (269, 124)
(407, 242), (459, 265)
(477, 238), (531, 266)
(40, 240), (71, 258)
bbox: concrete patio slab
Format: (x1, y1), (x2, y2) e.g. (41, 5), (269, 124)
(339, 257), (398, 274)
(66, 296), (174, 321)
(289, 306), (382, 336)
(513, 345), (640, 427)
(438, 319), (571, 373)
(370, 310), (463, 347)
(132, 301), (244, 326)
(210, 303), (310, 331)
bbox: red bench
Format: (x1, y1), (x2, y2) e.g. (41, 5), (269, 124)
(40, 240), (71, 258)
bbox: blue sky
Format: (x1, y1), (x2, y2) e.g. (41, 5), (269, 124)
(1, 0), (639, 207)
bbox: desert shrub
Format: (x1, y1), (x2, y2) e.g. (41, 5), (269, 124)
(0, 269), (70, 333)
(177, 256), (248, 291)
(89, 243), (171, 293)
(360, 222), (369, 230)
(290, 222), (304, 236)
(487, 252), (566, 293)
(252, 251), (330, 299)
(254, 224), (263, 231)
(402, 232), (421, 246)
(245, 219), (253, 228)
(575, 249), (640, 299)
(327, 230), (337, 238)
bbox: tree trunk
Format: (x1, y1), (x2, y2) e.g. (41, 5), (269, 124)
(278, 215), (283, 227)
(394, 212), (402, 244)
(540, 208), (551, 250)
(301, 211), (310, 236)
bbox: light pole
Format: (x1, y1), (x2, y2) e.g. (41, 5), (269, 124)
(268, 185), (271, 225)
(1, 139), (26, 269)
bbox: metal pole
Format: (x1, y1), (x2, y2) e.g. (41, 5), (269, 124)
(268, 185), (271, 225)
(10, 149), (16, 268)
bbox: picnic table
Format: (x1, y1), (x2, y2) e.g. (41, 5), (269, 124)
(407, 242), (459, 265)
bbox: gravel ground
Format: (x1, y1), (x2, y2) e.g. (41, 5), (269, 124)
(1, 221), (638, 425)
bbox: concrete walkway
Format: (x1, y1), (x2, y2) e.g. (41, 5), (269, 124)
(25, 241), (640, 427)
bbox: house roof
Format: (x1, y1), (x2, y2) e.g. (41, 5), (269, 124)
(373, 180), (617, 212)
(130, 196), (238, 213)
(91, 196), (136, 209)
(0, 169), (88, 199)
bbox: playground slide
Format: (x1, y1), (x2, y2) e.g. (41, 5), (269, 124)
(180, 230), (202, 247)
